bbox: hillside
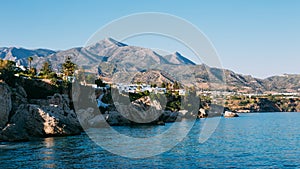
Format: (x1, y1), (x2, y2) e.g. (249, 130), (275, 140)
(1, 38), (299, 93)
(131, 69), (176, 85)
(0, 47), (55, 66)
(263, 74), (300, 93)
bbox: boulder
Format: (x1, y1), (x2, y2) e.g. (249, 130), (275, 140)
(76, 107), (97, 128)
(223, 111), (239, 117)
(0, 83), (12, 129)
(106, 111), (131, 126)
(160, 111), (180, 123)
(116, 96), (163, 124)
(0, 124), (29, 141)
(88, 115), (107, 128)
(198, 108), (208, 118)
(0, 94), (82, 142)
(178, 110), (188, 117)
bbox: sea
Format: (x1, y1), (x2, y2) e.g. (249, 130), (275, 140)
(1, 112), (300, 168)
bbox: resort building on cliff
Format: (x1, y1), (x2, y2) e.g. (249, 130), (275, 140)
(116, 83), (167, 94)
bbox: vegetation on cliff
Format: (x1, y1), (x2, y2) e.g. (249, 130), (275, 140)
(225, 95), (300, 112)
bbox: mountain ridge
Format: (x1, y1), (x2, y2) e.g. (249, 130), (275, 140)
(1, 38), (299, 93)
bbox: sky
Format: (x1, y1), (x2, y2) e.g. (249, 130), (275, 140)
(0, 0), (299, 78)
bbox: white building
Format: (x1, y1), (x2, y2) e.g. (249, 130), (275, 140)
(116, 83), (166, 94)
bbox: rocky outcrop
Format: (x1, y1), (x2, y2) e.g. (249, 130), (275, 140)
(257, 98), (281, 112)
(223, 111), (239, 117)
(0, 92), (81, 142)
(105, 111), (132, 126)
(0, 83), (12, 129)
(198, 108), (208, 118)
(116, 96), (163, 124)
(225, 97), (291, 113)
(11, 85), (28, 113)
(159, 110), (181, 122)
(76, 95), (182, 128)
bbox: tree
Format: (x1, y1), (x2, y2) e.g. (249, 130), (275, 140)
(151, 84), (157, 88)
(0, 59), (15, 72)
(166, 82), (170, 90)
(173, 81), (180, 90)
(161, 82), (166, 88)
(40, 61), (53, 77)
(62, 56), (76, 79)
(28, 56), (33, 69)
(0, 59), (16, 85)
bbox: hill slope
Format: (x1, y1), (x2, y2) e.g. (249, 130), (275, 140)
(1, 38), (299, 93)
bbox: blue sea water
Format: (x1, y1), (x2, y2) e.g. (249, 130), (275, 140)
(1, 112), (300, 168)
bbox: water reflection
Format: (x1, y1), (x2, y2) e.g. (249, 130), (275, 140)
(44, 137), (55, 148)
(40, 137), (56, 168)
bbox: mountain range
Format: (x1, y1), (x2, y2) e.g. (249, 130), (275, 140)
(1, 38), (299, 93)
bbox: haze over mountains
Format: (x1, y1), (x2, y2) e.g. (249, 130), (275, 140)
(1, 38), (299, 93)
(0, 47), (55, 66)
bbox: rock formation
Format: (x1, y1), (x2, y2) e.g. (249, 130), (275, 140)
(198, 108), (208, 118)
(256, 98), (281, 112)
(223, 111), (239, 117)
(0, 83), (12, 129)
(0, 82), (82, 142)
(75, 94), (182, 128)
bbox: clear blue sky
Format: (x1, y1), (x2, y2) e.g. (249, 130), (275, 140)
(1, 0), (299, 78)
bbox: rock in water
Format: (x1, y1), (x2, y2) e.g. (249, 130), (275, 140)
(0, 93), (82, 142)
(198, 108), (208, 118)
(223, 111), (239, 117)
(0, 83), (12, 129)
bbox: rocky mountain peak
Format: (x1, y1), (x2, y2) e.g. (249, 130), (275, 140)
(89, 37), (128, 49)
(164, 51), (196, 65)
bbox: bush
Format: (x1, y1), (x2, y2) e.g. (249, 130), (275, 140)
(239, 100), (250, 106)
(0, 59), (16, 86)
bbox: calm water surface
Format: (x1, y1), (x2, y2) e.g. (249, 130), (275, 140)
(1, 112), (300, 168)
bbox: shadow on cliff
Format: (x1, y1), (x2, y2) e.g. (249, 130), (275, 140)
(0, 77), (82, 142)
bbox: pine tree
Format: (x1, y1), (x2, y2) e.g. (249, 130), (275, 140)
(62, 56), (76, 80)
(40, 61), (52, 77)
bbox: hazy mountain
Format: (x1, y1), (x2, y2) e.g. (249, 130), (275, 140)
(0, 47), (56, 66)
(31, 38), (180, 72)
(1, 38), (299, 93)
(263, 74), (300, 93)
(164, 52), (195, 65)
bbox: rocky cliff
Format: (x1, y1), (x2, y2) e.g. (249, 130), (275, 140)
(76, 94), (182, 129)
(225, 96), (300, 113)
(0, 82), (81, 142)
(0, 83), (12, 129)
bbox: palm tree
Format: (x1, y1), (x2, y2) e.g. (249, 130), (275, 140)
(28, 56), (33, 69)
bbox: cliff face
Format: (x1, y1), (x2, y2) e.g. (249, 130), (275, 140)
(225, 96), (300, 112)
(1, 102), (81, 141)
(0, 83), (12, 128)
(256, 98), (282, 112)
(0, 82), (82, 142)
(76, 94), (181, 128)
